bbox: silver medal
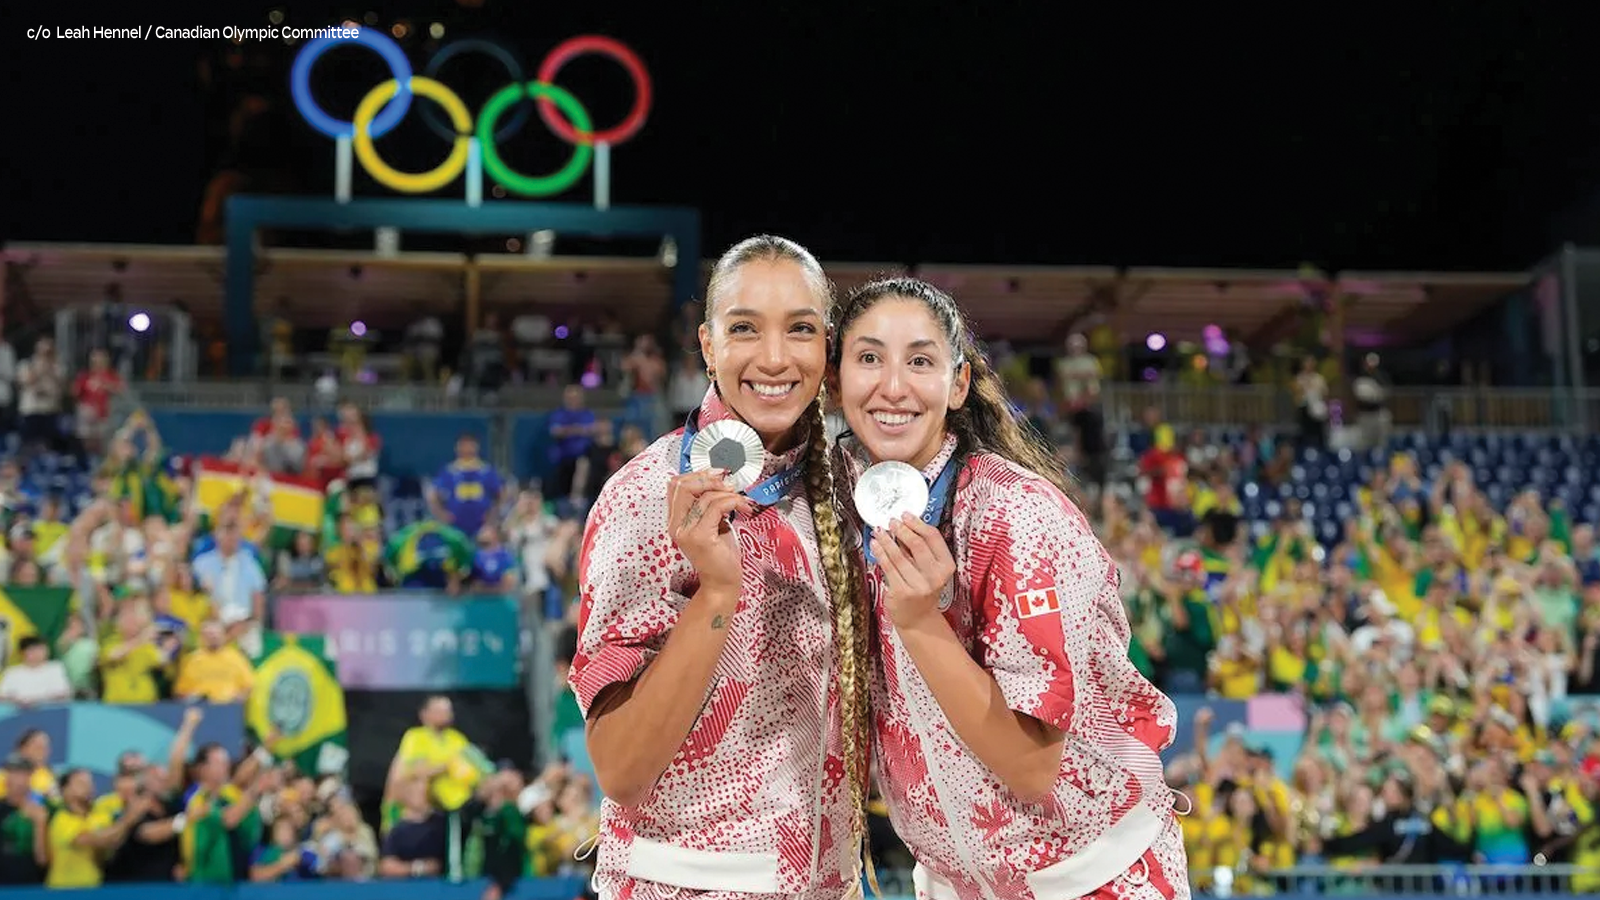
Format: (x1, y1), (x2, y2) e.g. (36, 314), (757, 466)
(689, 420), (766, 491)
(853, 461), (930, 530)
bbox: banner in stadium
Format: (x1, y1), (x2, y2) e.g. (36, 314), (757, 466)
(248, 632), (349, 776)
(0, 701), (244, 792)
(0, 586), (76, 668)
(193, 456), (325, 544)
(1168, 694), (1306, 778)
(273, 593), (521, 689)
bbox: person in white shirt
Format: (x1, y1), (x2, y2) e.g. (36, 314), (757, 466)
(665, 351), (710, 425)
(0, 637), (72, 706)
(16, 338), (65, 457)
(504, 489), (555, 602)
(1056, 334), (1108, 496)
(190, 520), (267, 655)
(1293, 355), (1330, 449)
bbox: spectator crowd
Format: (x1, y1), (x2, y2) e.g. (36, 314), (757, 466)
(0, 697), (599, 889)
(0, 319), (1593, 895)
(0, 327), (636, 889)
(1104, 414), (1600, 891)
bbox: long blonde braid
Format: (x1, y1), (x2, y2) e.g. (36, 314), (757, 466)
(802, 390), (876, 894)
(705, 234), (875, 891)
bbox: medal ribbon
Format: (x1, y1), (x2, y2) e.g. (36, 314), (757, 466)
(862, 456), (958, 566)
(679, 410), (806, 508)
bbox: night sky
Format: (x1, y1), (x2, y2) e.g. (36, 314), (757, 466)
(8, 2), (1600, 272)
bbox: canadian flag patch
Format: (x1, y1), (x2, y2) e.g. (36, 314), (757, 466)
(1015, 587), (1061, 619)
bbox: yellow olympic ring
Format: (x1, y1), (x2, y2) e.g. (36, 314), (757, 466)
(351, 77), (472, 194)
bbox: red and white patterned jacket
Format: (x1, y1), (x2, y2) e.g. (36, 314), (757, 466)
(570, 389), (857, 900)
(849, 436), (1183, 900)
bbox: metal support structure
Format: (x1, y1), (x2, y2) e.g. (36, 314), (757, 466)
(464, 261), (482, 334)
(224, 196), (702, 376)
(594, 141), (611, 211)
(334, 137), (352, 205)
(1560, 243), (1588, 431)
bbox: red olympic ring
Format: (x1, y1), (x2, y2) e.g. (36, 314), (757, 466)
(536, 35), (653, 146)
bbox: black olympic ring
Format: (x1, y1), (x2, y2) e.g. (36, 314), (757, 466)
(417, 37), (533, 144)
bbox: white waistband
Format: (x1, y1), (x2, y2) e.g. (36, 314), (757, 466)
(625, 836), (782, 894)
(914, 804), (1166, 900)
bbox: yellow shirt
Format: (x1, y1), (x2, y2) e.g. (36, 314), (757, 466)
(1369, 549), (1422, 619)
(394, 726), (481, 811)
(1213, 656), (1260, 699)
(175, 646), (255, 703)
(1416, 605), (1472, 649)
(46, 807), (107, 888)
(32, 522), (68, 558)
(1268, 646), (1308, 688)
(90, 793), (125, 824)
(325, 546), (378, 594)
(167, 590), (212, 635)
(31, 767), (57, 803)
(98, 639), (164, 704)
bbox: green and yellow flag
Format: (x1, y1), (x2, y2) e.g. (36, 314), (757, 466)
(248, 633), (349, 776)
(0, 587), (75, 666)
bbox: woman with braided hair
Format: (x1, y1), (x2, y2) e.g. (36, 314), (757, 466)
(570, 235), (871, 900)
(832, 277), (1189, 900)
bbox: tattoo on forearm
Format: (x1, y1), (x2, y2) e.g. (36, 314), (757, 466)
(711, 614), (726, 630)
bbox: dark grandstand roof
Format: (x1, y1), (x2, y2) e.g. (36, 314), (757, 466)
(2, 243), (1526, 347)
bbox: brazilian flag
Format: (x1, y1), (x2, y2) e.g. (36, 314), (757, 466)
(248, 633), (349, 777)
(0, 587), (75, 667)
(384, 520), (476, 589)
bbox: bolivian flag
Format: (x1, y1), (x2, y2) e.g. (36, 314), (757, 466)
(194, 457), (326, 547)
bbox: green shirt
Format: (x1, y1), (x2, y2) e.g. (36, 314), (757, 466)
(1161, 590), (1216, 678)
(0, 804), (40, 885)
(466, 801), (528, 882)
(185, 786), (261, 885)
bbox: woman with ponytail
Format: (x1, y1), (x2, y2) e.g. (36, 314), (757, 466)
(570, 236), (870, 900)
(833, 277), (1189, 900)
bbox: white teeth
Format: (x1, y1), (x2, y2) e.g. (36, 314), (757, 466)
(749, 383), (795, 397)
(873, 412), (915, 426)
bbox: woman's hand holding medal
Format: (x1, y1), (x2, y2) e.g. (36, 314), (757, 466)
(670, 419), (767, 598)
(667, 469), (755, 596)
(870, 513), (956, 631)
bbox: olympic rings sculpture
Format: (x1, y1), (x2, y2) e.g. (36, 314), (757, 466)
(290, 26), (652, 198)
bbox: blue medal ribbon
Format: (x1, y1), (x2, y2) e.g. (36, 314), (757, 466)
(678, 410), (806, 508)
(862, 455), (958, 567)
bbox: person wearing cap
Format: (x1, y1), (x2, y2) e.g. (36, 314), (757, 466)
(571, 237), (865, 900)
(832, 278), (1188, 900)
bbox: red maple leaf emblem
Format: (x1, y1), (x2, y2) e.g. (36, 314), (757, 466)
(970, 800), (1015, 842)
(985, 861), (1032, 900)
(876, 719), (928, 789)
